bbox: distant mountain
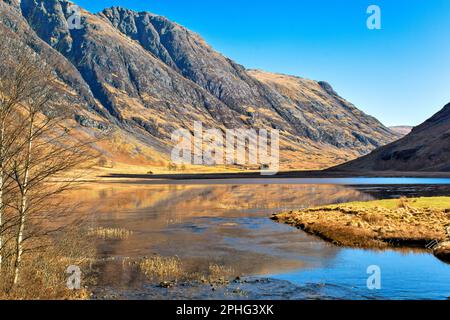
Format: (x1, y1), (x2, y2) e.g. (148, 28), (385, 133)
(0, 0), (400, 171)
(334, 103), (450, 172)
(389, 126), (413, 137)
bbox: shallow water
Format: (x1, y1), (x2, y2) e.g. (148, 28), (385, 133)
(77, 178), (450, 300)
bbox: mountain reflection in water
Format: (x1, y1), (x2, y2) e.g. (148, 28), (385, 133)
(65, 181), (450, 300)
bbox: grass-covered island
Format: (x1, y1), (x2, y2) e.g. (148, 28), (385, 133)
(272, 197), (450, 263)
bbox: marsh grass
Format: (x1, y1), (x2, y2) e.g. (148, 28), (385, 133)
(138, 256), (183, 282)
(88, 227), (133, 240)
(207, 264), (235, 283)
(0, 229), (96, 300)
(134, 255), (238, 286)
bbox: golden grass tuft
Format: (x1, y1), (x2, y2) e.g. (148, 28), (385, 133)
(133, 256), (237, 285)
(88, 227), (133, 240)
(139, 256), (183, 282)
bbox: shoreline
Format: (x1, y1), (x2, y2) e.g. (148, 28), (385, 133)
(98, 170), (450, 181)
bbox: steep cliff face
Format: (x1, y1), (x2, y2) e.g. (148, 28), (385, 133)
(248, 70), (394, 149)
(0, 0), (400, 171)
(100, 8), (277, 114)
(334, 104), (450, 172)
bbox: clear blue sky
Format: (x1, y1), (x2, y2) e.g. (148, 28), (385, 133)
(73, 0), (450, 127)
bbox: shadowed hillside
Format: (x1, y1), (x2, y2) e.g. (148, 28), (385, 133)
(333, 103), (450, 172)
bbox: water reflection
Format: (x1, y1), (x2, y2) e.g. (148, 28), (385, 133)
(68, 181), (450, 299)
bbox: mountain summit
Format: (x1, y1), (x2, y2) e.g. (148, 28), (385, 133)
(0, 0), (400, 171)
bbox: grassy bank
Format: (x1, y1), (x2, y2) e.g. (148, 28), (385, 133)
(0, 229), (96, 300)
(272, 197), (450, 262)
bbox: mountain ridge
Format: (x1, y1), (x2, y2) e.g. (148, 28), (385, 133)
(0, 0), (400, 171)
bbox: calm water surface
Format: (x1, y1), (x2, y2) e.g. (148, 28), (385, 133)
(78, 178), (450, 300)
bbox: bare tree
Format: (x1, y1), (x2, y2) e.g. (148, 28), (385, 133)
(0, 36), (35, 272)
(0, 31), (99, 289)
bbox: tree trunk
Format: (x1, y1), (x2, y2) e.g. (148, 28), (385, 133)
(13, 191), (27, 285)
(13, 119), (33, 286)
(0, 121), (5, 271)
(0, 170), (3, 271)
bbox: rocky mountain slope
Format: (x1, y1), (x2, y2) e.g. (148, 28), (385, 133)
(389, 126), (413, 137)
(0, 0), (400, 171)
(333, 103), (450, 172)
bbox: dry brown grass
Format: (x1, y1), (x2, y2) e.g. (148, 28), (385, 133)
(133, 255), (237, 286)
(138, 256), (183, 282)
(273, 197), (450, 250)
(360, 211), (385, 224)
(88, 227), (133, 240)
(0, 229), (96, 300)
